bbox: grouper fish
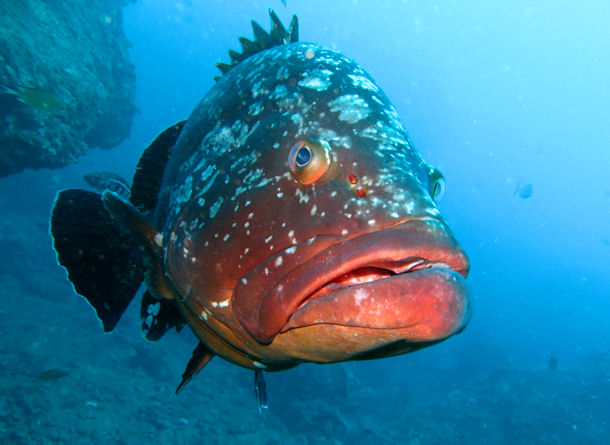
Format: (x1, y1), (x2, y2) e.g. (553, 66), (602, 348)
(50, 10), (470, 408)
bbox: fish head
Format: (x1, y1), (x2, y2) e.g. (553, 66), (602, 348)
(161, 43), (470, 367)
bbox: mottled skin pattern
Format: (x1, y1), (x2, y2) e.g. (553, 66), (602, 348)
(152, 42), (470, 370)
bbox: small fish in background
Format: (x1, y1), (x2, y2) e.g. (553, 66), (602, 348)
(513, 181), (534, 199)
(83, 171), (131, 199)
(547, 352), (558, 371)
(33, 368), (69, 382)
(0, 83), (65, 114)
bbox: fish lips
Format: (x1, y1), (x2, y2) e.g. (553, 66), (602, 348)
(232, 218), (471, 345)
(282, 268), (470, 340)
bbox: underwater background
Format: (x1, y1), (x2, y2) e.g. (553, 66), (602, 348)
(1, 0), (609, 443)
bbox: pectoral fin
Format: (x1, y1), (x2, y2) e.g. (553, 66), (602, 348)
(50, 189), (144, 331)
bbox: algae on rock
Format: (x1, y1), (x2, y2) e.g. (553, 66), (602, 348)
(0, 0), (137, 177)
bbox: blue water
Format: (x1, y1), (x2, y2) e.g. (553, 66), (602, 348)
(1, 1), (609, 443)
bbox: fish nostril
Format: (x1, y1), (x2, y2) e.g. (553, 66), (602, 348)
(348, 173), (367, 197)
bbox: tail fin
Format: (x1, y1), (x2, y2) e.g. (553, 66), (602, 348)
(50, 189), (144, 331)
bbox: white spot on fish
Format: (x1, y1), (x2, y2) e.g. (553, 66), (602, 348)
(265, 236), (273, 244)
(291, 112), (303, 127)
(298, 72), (332, 91)
(209, 198), (224, 219)
(328, 94), (370, 123)
(354, 288), (368, 306)
(348, 74), (379, 92)
(310, 204), (317, 216)
(275, 256), (283, 267)
(154, 233), (163, 248)
(295, 188), (310, 203)
(241, 278), (248, 285)
(248, 102), (264, 116)
(147, 302), (160, 316)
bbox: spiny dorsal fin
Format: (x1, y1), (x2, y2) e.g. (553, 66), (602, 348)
(214, 9), (299, 81)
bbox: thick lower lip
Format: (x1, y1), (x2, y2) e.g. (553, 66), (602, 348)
(233, 219), (470, 344)
(282, 267), (470, 339)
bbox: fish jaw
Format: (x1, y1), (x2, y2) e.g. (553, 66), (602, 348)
(282, 268), (469, 339)
(232, 218), (470, 347)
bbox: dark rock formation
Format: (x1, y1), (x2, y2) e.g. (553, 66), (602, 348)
(0, 0), (137, 177)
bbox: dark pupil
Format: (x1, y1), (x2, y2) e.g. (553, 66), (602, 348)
(432, 182), (439, 196)
(295, 146), (312, 167)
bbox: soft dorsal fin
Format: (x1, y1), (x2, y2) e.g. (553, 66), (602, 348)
(130, 120), (186, 212)
(214, 9), (298, 81)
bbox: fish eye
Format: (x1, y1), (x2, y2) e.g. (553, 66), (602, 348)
(288, 139), (331, 185)
(428, 167), (445, 201)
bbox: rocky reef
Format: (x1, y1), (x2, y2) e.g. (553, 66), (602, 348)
(0, 0), (137, 177)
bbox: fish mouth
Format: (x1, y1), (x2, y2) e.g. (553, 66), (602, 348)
(232, 219), (470, 345)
